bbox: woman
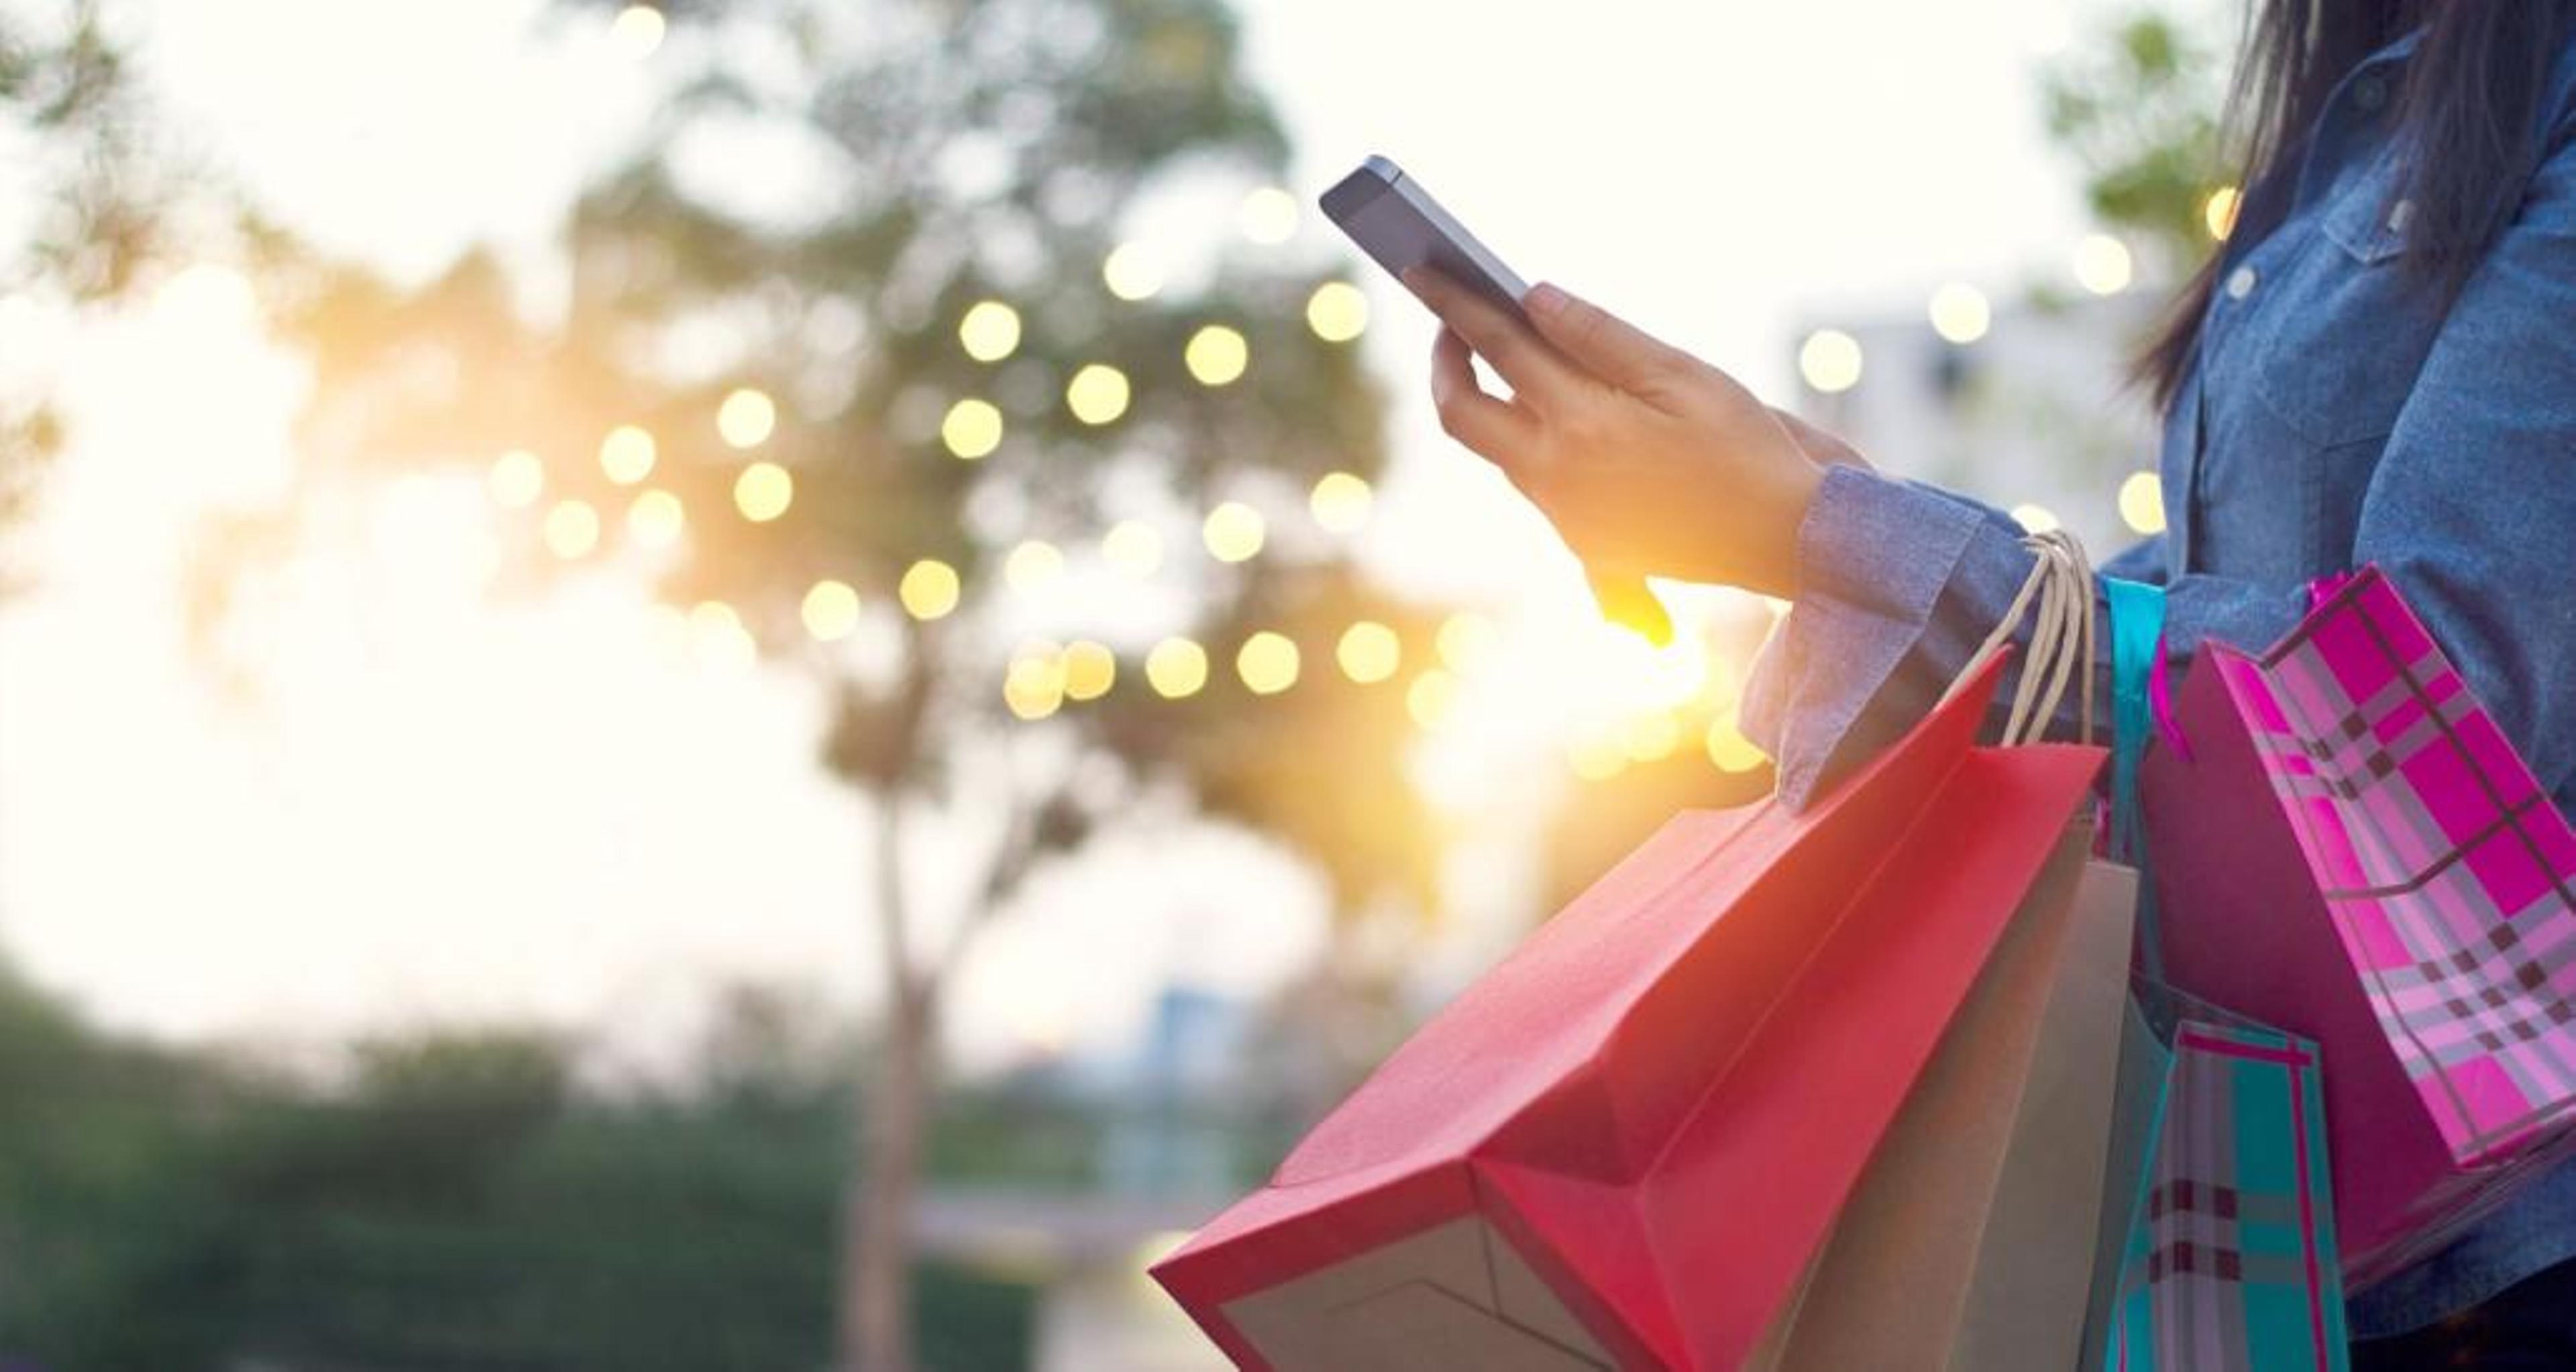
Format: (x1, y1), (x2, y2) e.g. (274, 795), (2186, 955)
(1406, 1), (2576, 1362)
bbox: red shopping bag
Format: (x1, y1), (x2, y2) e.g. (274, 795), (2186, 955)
(2141, 566), (2576, 1284)
(1150, 659), (2104, 1369)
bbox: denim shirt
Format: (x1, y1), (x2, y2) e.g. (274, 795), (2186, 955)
(1742, 26), (2576, 1340)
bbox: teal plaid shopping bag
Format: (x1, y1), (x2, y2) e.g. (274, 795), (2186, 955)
(2094, 579), (2353, 1372)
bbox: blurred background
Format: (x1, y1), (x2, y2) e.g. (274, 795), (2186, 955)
(0, 0), (2237, 1367)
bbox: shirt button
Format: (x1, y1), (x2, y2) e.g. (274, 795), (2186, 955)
(2226, 266), (2259, 300)
(2353, 74), (2390, 111)
(2389, 199), (2416, 233)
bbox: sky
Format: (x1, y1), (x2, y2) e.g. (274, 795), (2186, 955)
(0, 0), (2192, 1072)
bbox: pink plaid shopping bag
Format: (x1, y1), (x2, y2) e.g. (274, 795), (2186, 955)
(2141, 565), (2576, 1285)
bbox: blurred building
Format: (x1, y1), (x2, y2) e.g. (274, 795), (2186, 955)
(1791, 284), (2168, 558)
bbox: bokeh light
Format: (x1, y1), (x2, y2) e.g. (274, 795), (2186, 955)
(627, 488), (685, 547)
(1004, 539), (1064, 592)
(2119, 471), (2167, 535)
(610, 5), (665, 59)
(1238, 187), (1299, 244)
(1407, 670), (1458, 730)
(1308, 472), (1372, 534)
(1102, 243), (1165, 301)
(2074, 233), (2134, 295)
(689, 600), (755, 670)
(899, 559), (960, 620)
(1004, 647), (1067, 721)
(544, 500), (600, 559)
(2204, 185), (2242, 241)
(1928, 283), (1991, 345)
(800, 579), (861, 641)
(1436, 611), (1500, 674)
(1798, 329), (1864, 393)
(1201, 502), (1265, 562)
(717, 388), (776, 449)
(942, 399), (1004, 460)
(1623, 713), (1682, 762)
(958, 300), (1022, 362)
(1707, 709), (1769, 774)
(1065, 364), (1131, 425)
(600, 425), (656, 484)
(1568, 722), (1629, 781)
(1061, 641), (1116, 700)
(733, 462), (793, 522)
(1236, 631), (1299, 694)
(489, 450), (544, 507)
(1305, 282), (1368, 342)
(1336, 621), (1401, 684)
(1185, 325), (1249, 386)
(1145, 637), (1208, 698)
(1102, 520), (1163, 576)
(2011, 503), (2060, 534)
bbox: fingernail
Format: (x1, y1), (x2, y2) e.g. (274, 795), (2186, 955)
(1527, 283), (1568, 317)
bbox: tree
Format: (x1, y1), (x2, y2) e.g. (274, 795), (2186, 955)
(2041, 6), (2237, 275)
(218, 1), (1440, 1367)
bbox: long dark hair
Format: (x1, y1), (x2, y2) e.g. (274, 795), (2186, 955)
(2142, 1), (2575, 407)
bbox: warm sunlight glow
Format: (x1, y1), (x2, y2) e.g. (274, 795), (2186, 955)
(1623, 712), (1683, 763)
(801, 579), (861, 641)
(899, 560), (960, 621)
(717, 387), (777, 449)
(1305, 282), (1368, 342)
(1005, 647), (1067, 721)
(1336, 621), (1401, 684)
(1201, 502), (1265, 563)
(610, 5), (665, 59)
(2204, 185), (2242, 242)
(1407, 670), (1459, 730)
(627, 488), (684, 548)
(2119, 471), (2167, 535)
(1309, 471), (1372, 534)
(1928, 283), (1990, 345)
(488, 450), (544, 508)
(1062, 640), (1116, 701)
(958, 300), (1022, 362)
(1146, 637), (1208, 698)
(1065, 363), (1131, 425)
(1236, 631), (1299, 695)
(1103, 243), (1165, 301)
(1436, 612), (1500, 675)
(154, 262), (258, 330)
(942, 398), (1004, 460)
(1185, 325), (1249, 386)
(1707, 708), (1770, 774)
(733, 462), (793, 522)
(1004, 539), (1064, 592)
(543, 500), (600, 559)
(2074, 233), (2134, 295)
(689, 600), (755, 670)
(1799, 329), (1864, 394)
(2011, 503), (2060, 534)
(600, 425), (656, 484)
(1102, 520), (1163, 576)
(1238, 187), (1299, 244)
(1568, 722), (1628, 781)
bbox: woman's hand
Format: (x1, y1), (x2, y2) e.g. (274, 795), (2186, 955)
(1405, 269), (1829, 600)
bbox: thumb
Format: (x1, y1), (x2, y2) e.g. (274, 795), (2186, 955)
(1525, 282), (1692, 398)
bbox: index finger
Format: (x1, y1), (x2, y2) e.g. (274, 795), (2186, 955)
(1401, 267), (1578, 408)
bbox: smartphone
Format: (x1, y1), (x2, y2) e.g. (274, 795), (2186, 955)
(1320, 155), (1532, 320)
(1319, 156), (1674, 646)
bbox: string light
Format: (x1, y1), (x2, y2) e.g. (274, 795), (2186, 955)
(1236, 631), (1299, 694)
(1146, 638), (1208, 698)
(1004, 539), (1064, 592)
(958, 301), (1022, 362)
(1202, 502), (1265, 562)
(1004, 646), (1067, 721)
(2119, 471), (2167, 535)
(1065, 364), (1131, 425)
(1103, 244), (1165, 301)
(1799, 329), (1864, 393)
(1062, 641), (1116, 700)
(1102, 520), (1163, 576)
(1185, 325), (1249, 386)
(942, 399), (1004, 460)
(1336, 622), (1401, 684)
(717, 388), (776, 449)
(543, 500), (600, 559)
(600, 425), (656, 484)
(1928, 284), (1991, 345)
(802, 580), (861, 641)
(900, 560), (960, 620)
(1305, 282), (1368, 342)
(489, 450), (544, 507)
(734, 462), (794, 521)
(1309, 472), (1373, 533)
(627, 488), (685, 547)
(2074, 234), (2134, 295)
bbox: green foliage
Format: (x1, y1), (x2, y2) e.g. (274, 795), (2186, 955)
(2041, 7), (2233, 270)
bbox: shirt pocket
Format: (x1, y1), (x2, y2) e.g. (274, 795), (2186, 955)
(2250, 154), (2436, 449)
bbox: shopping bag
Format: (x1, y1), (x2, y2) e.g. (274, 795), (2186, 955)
(2139, 564), (2576, 1281)
(1150, 653), (2104, 1370)
(1758, 531), (2137, 1372)
(2100, 577), (2353, 1371)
